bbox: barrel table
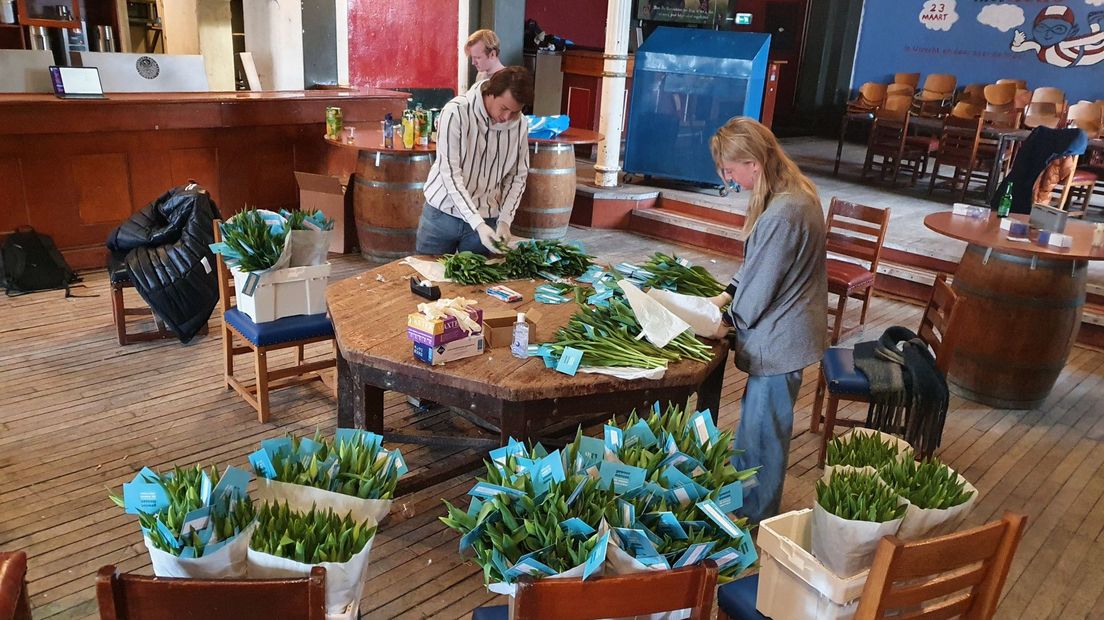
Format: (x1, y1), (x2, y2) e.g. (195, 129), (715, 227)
(924, 212), (1104, 409)
(326, 129), (435, 261)
(512, 128), (603, 239)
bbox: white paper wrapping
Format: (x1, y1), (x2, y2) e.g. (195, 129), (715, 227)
(578, 366), (667, 381)
(811, 502), (902, 578)
(895, 473), (978, 540)
(605, 545), (689, 620)
(645, 289), (723, 339)
(145, 522), (255, 579)
(255, 478), (393, 526)
(287, 229), (332, 267)
(401, 257), (450, 283)
(486, 560), (590, 597)
(618, 281), (691, 349)
(247, 532), (375, 615)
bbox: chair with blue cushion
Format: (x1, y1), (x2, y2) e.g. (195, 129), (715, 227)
(471, 560), (718, 620)
(213, 220), (336, 423)
(810, 273), (960, 466)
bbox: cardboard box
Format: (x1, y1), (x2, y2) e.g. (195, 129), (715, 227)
(407, 307), (483, 336)
(413, 333), (485, 365)
(483, 308), (544, 349)
(295, 171), (353, 254)
(406, 323), (479, 347)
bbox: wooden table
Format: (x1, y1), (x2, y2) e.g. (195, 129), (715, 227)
(327, 258), (728, 493)
(513, 127), (603, 240)
(326, 129), (435, 261)
(925, 211), (1104, 409)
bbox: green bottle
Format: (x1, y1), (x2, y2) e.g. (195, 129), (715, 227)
(997, 182), (1013, 218)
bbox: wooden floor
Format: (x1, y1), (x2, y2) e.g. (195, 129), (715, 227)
(2, 228), (1103, 619)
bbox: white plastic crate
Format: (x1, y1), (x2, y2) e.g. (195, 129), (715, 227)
(231, 263), (331, 323)
(755, 509), (869, 620)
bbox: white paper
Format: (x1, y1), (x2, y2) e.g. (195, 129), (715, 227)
(618, 281), (691, 349)
(578, 366), (667, 381)
(287, 230), (332, 267)
(487, 560), (590, 598)
(145, 522), (255, 579)
(895, 473), (977, 540)
(255, 478), (392, 526)
(606, 545), (689, 620)
(811, 502), (902, 578)
(645, 289), (723, 339)
(247, 531), (375, 615)
(401, 257), (450, 283)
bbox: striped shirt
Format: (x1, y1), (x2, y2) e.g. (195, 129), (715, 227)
(423, 82), (529, 229)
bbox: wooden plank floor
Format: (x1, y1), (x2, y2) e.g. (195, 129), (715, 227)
(2, 227), (1102, 619)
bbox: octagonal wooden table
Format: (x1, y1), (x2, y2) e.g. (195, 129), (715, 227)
(327, 258), (728, 494)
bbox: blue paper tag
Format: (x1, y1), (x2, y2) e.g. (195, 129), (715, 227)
(122, 482), (169, 515)
(555, 347), (584, 376)
(697, 499), (743, 539)
(334, 428), (366, 448)
(566, 477), (588, 507)
(654, 511), (689, 540)
(131, 466), (161, 485)
(598, 461), (646, 495)
(198, 472), (212, 507)
(469, 482), (526, 499)
(155, 519), (180, 549)
(708, 547), (743, 571)
(560, 517), (596, 538)
(736, 528), (758, 572)
(490, 439), (527, 467)
(179, 546), (196, 559)
(260, 437), (293, 458)
(203, 538), (229, 557)
(618, 498), (636, 528)
(459, 518), (488, 556)
(298, 437), (324, 459)
(623, 419), (659, 449)
(491, 549), (511, 581)
(385, 449), (408, 477)
(248, 449), (277, 479)
(603, 425), (624, 455)
(673, 541), (716, 568)
(575, 435), (605, 471)
(531, 450), (566, 496)
(211, 466), (250, 505)
(583, 531), (610, 580)
(181, 506), (211, 536)
(613, 527), (663, 563)
(716, 481), (744, 513)
(686, 410), (720, 448)
(506, 557), (559, 580)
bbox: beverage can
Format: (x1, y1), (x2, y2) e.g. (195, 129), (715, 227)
(325, 107), (343, 140)
(428, 108), (439, 142)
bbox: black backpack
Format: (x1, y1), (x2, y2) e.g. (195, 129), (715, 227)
(0, 226), (78, 296)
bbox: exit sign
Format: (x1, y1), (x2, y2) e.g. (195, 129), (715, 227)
(735, 12), (752, 25)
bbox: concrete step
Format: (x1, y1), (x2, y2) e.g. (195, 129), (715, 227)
(628, 207), (744, 256)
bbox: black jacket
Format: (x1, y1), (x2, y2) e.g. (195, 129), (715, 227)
(990, 126), (1088, 215)
(107, 183), (221, 343)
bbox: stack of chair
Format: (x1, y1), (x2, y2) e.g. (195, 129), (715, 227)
(861, 99), (928, 187)
(929, 113), (989, 201)
(912, 74), (957, 117)
(1024, 87), (1066, 128)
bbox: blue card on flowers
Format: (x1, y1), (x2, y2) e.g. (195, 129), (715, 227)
(530, 450), (566, 496)
(623, 419), (658, 449)
(123, 482), (169, 515)
(673, 542), (716, 568)
(532, 443), (550, 459)
(583, 532), (610, 580)
(385, 449), (408, 477)
(603, 425), (624, 455)
(561, 517), (596, 538)
(697, 499), (743, 539)
(613, 527), (660, 559)
(506, 557), (559, 580)
(155, 519), (180, 549)
(663, 433), (679, 455)
(469, 482), (526, 499)
(459, 518), (488, 555)
(686, 410), (719, 448)
(297, 437), (324, 459)
(599, 461), (646, 494)
(490, 438), (527, 467)
(566, 477), (588, 507)
(179, 546), (196, 559)
(716, 481), (744, 513)
(260, 437), (293, 457)
(211, 466), (250, 506)
(575, 436), (605, 471)
(248, 449), (277, 479)
(708, 547), (743, 571)
(555, 347), (584, 376)
(658, 450), (704, 475)
(131, 466), (160, 485)
(736, 528), (758, 572)
(618, 498), (635, 528)
(199, 471), (212, 506)
(182, 506), (210, 536)
(466, 497), (485, 518)
(203, 538), (229, 556)
(653, 511), (689, 540)
(491, 549), (511, 580)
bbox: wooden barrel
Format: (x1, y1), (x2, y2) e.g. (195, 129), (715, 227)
(353, 150), (432, 261)
(511, 143), (576, 239)
(947, 243), (1086, 409)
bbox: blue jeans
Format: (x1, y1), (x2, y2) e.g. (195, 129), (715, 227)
(415, 205), (497, 256)
(733, 370), (803, 524)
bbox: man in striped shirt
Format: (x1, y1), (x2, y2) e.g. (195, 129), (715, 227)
(416, 67), (533, 255)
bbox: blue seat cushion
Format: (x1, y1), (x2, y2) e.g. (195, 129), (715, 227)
(470, 605), (508, 620)
(717, 573), (767, 619)
(822, 347), (871, 396)
(223, 308), (334, 347)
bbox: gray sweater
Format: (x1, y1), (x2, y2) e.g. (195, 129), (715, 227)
(726, 193), (827, 376)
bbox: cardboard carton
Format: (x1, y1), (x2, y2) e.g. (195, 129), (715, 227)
(413, 333), (485, 365)
(295, 171), (353, 254)
(483, 307), (544, 349)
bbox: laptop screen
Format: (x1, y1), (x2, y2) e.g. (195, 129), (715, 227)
(49, 66), (104, 96)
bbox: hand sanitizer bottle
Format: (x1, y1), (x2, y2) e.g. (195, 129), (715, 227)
(511, 312), (529, 359)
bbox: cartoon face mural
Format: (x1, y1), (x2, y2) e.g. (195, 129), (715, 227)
(1010, 6), (1104, 67)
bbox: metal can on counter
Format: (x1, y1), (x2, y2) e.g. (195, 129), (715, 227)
(325, 106), (343, 140)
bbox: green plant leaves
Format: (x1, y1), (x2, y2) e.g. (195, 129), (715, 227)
(815, 470), (906, 523)
(251, 501), (376, 565)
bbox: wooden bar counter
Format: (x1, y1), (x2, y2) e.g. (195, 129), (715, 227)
(0, 89), (409, 270)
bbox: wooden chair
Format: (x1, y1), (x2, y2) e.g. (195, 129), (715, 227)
(811, 273), (959, 466)
(950, 101), (982, 119)
(470, 561), (718, 620)
(108, 252), (208, 345)
(956, 83), (986, 108)
(980, 109), (1021, 179)
(854, 512), (1027, 619)
(861, 106), (927, 187)
(96, 564), (326, 620)
(1023, 101), (1061, 129)
(0, 552), (32, 620)
(995, 78), (1027, 90)
(1031, 86), (1066, 112)
(886, 83), (915, 98)
(213, 220), (336, 423)
(982, 83), (1015, 113)
(893, 72), (920, 90)
(847, 82), (888, 113)
(913, 74), (957, 117)
(824, 198), (890, 346)
(717, 512), (1027, 620)
(928, 114), (989, 202)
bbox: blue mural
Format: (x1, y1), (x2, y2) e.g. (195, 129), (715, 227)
(852, 0), (1104, 102)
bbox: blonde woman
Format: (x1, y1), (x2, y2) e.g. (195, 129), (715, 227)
(708, 117), (827, 523)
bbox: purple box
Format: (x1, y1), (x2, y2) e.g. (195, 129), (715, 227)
(407, 324), (479, 347)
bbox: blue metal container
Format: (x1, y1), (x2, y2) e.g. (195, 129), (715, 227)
(624, 28), (771, 186)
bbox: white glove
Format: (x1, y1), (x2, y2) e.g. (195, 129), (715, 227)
(475, 223), (500, 254)
(495, 220), (512, 244)
(707, 292), (733, 308)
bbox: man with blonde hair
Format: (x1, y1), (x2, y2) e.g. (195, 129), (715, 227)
(466, 29), (505, 82)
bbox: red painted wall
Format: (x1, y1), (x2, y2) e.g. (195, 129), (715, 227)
(347, 1), (458, 89)
(526, 0), (608, 49)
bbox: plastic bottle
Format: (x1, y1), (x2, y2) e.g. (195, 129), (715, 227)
(383, 112), (394, 148)
(510, 313), (529, 359)
(401, 110), (415, 149)
(997, 182), (1013, 218)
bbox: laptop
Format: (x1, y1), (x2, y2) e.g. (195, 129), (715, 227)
(49, 66), (107, 99)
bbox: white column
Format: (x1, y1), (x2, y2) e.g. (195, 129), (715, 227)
(457, 0), (470, 93)
(594, 0), (633, 188)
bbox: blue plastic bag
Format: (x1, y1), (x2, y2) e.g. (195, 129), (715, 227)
(526, 114), (570, 139)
